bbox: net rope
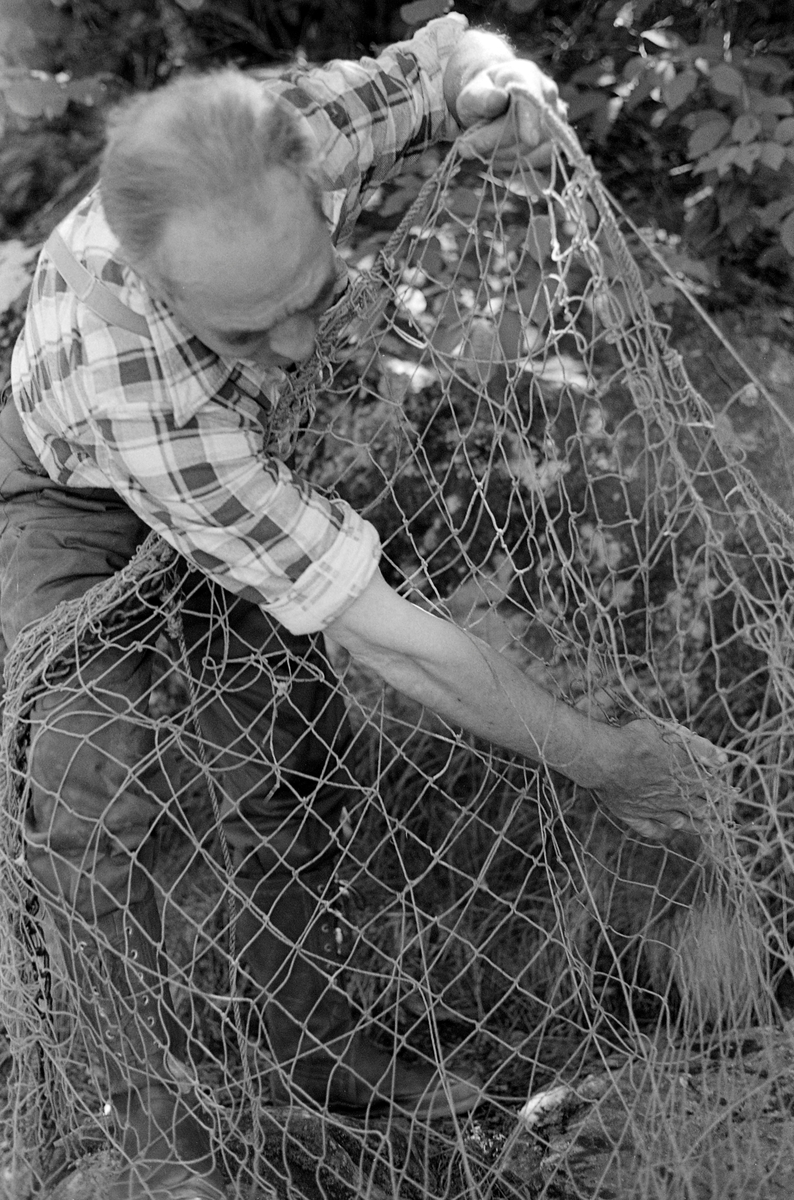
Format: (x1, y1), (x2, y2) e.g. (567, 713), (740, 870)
(1, 92), (794, 1200)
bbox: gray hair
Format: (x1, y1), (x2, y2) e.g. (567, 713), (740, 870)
(100, 67), (323, 277)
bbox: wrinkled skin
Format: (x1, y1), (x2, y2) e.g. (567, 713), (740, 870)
(595, 717), (730, 842)
(455, 57), (566, 165)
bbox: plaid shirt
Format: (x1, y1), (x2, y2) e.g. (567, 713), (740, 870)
(11, 16), (466, 634)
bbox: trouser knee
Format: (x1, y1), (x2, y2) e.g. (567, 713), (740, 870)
(23, 661), (160, 919)
(230, 806), (353, 881)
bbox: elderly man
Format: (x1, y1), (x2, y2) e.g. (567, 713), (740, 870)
(2, 13), (724, 1200)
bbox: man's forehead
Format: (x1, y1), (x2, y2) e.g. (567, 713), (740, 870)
(159, 188), (333, 320)
(161, 171), (323, 272)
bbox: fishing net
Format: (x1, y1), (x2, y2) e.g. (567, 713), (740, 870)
(2, 89), (794, 1200)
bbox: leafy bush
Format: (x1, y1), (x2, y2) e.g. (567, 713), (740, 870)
(561, 8), (794, 280)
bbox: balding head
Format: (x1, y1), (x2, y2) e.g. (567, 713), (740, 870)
(99, 68), (323, 282)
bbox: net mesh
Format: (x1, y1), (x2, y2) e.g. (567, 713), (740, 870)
(2, 96), (794, 1200)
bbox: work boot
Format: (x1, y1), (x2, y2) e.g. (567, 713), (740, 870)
(234, 860), (481, 1119)
(55, 895), (226, 1200)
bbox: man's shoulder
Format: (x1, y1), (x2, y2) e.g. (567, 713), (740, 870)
(57, 185), (133, 290)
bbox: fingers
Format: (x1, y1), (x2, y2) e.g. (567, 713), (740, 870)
(456, 72), (510, 128)
(678, 728), (729, 769)
(609, 796), (708, 842)
(608, 796), (707, 839)
(632, 717), (729, 772)
(526, 142), (554, 168)
(622, 812), (704, 842)
(457, 115), (553, 163)
(492, 60), (561, 110)
(510, 87), (544, 147)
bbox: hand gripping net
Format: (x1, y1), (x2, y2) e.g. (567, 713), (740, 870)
(2, 91), (794, 1200)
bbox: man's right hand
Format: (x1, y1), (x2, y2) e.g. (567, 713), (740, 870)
(594, 718), (729, 841)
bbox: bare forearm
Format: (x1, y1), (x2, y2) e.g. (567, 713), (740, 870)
(378, 625), (618, 785)
(326, 573), (619, 787)
(326, 572), (725, 839)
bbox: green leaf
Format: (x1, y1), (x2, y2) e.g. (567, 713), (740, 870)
(726, 216), (750, 247)
(622, 56), (647, 84)
(681, 108), (728, 130)
(780, 211), (794, 257)
(717, 192), (748, 225)
(566, 89), (611, 123)
(591, 95), (622, 142)
(460, 318), (502, 385)
(733, 143), (762, 172)
(773, 117), (794, 145)
(692, 145), (738, 175)
(399, 0), (451, 24)
(740, 54), (789, 79)
(624, 68), (661, 112)
(702, 24), (726, 50)
(759, 111), (779, 137)
(514, 266), (552, 327)
(641, 29), (682, 50)
(0, 17), (37, 66)
(731, 113), (761, 144)
(759, 142), (786, 171)
(524, 216), (552, 267)
(757, 196), (794, 229)
(446, 189), (481, 218)
(571, 64), (614, 87)
(686, 40), (724, 65)
(496, 309), (524, 361)
(66, 76), (106, 107)
(687, 116), (731, 158)
(2, 74), (66, 119)
(645, 280), (677, 310)
(379, 189), (412, 218)
(514, 266), (542, 302)
(709, 63), (744, 97)
(429, 313), (466, 356)
(750, 93), (794, 117)
(662, 69), (699, 111)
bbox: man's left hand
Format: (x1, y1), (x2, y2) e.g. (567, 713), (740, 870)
(455, 59), (565, 164)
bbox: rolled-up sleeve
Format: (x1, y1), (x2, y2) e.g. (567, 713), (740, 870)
(266, 14), (468, 240)
(12, 20), (475, 631)
(98, 403), (381, 633)
(24, 383), (381, 634)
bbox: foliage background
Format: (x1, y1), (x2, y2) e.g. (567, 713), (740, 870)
(1, 4), (794, 1197)
(1, 0), (793, 298)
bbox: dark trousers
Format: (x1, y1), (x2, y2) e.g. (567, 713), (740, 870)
(0, 398), (357, 923)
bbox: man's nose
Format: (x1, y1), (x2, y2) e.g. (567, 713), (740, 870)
(268, 313), (318, 363)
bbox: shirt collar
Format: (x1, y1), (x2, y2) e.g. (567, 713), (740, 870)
(141, 290), (285, 427)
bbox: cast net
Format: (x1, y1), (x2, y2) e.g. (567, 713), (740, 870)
(2, 90), (794, 1200)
